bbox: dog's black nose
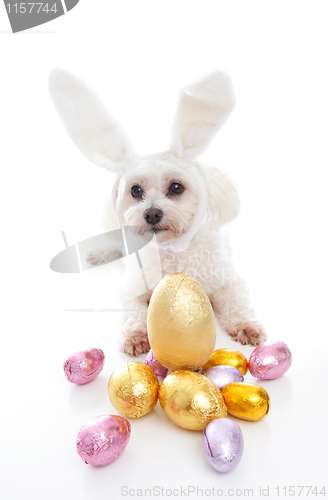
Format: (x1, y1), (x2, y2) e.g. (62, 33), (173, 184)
(144, 207), (163, 225)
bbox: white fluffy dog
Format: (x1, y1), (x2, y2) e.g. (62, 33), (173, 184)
(49, 69), (266, 356)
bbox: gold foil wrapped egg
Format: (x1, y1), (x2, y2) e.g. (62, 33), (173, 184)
(221, 382), (270, 421)
(159, 370), (227, 430)
(107, 362), (159, 418)
(147, 273), (216, 371)
(202, 348), (248, 375)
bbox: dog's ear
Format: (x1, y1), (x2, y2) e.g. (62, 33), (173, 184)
(197, 163), (240, 230)
(170, 70), (235, 162)
(102, 175), (121, 231)
(49, 69), (134, 173)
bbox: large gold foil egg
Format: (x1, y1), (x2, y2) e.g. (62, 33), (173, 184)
(147, 273), (216, 371)
(107, 362), (159, 418)
(202, 348), (248, 375)
(158, 370), (227, 430)
(221, 382), (270, 421)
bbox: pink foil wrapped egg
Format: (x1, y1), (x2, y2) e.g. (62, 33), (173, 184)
(145, 349), (168, 381)
(249, 341), (292, 380)
(63, 347), (105, 385)
(77, 415), (131, 466)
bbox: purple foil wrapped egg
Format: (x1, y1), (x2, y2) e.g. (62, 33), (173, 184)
(77, 415), (131, 466)
(203, 418), (244, 473)
(145, 349), (168, 379)
(63, 347), (105, 385)
(249, 341), (292, 380)
(203, 365), (244, 389)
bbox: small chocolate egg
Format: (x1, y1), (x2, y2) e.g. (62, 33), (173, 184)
(76, 415), (130, 466)
(202, 348), (248, 375)
(147, 273), (216, 371)
(221, 382), (270, 421)
(63, 347), (105, 385)
(159, 371), (227, 430)
(203, 418), (244, 473)
(249, 341), (292, 380)
(108, 362), (159, 418)
(145, 349), (168, 379)
(203, 365), (244, 389)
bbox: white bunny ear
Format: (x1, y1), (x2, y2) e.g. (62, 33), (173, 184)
(170, 70), (236, 162)
(48, 69), (134, 172)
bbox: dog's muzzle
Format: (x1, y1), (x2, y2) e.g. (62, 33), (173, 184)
(144, 207), (163, 225)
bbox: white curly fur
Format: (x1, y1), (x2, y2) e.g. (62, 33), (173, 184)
(49, 68), (266, 356)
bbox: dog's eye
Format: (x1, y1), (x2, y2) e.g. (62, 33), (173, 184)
(131, 185), (143, 198)
(169, 182), (184, 195)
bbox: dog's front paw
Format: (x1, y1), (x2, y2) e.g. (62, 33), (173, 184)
(226, 321), (267, 346)
(86, 250), (105, 265)
(120, 333), (150, 357)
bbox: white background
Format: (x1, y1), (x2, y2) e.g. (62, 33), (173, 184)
(1, 1), (328, 499)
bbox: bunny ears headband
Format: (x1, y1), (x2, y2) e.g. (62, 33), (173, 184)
(48, 68), (236, 172)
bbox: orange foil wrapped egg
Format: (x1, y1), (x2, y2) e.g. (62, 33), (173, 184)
(221, 382), (270, 421)
(202, 348), (248, 376)
(108, 362), (159, 418)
